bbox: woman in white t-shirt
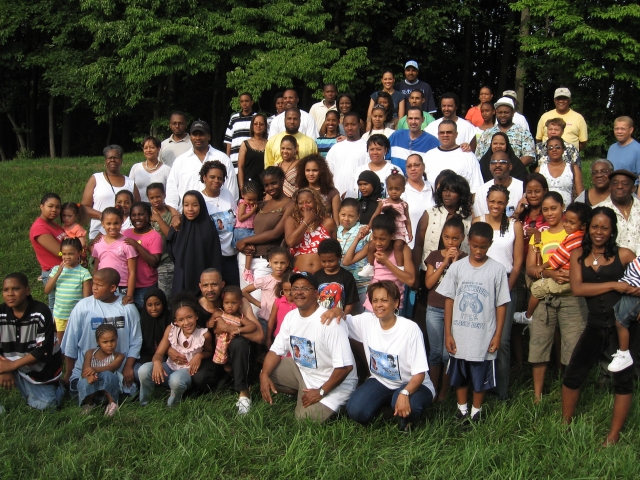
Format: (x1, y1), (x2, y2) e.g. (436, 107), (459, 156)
(472, 184), (524, 400)
(350, 134), (394, 199)
(199, 160), (239, 286)
(323, 280), (435, 431)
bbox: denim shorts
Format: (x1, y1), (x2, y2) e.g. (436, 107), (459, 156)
(233, 228), (254, 248)
(614, 295), (640, 328)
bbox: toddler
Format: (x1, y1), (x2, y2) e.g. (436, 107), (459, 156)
(60, 202), (88, 267)
(266, 272), (295, 350)
(213, 286), (244, 365)
(609, 256), (640, 372)
(235, 180), (260, 283)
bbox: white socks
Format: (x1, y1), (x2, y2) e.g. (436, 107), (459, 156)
(471, 406), (482, 417)
(457, 403), (468, 415)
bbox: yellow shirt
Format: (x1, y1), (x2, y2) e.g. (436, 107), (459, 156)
(536, 109), (588, 150)
(529, 229), (568, 265)
(264, 132), (319, 168)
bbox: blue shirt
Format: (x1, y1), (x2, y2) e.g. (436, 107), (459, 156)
(62, 295), (141, 382)
(388, 129), (440, 174)
(607, 140), (640, 176)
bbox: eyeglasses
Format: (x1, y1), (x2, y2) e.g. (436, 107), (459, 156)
(291, 286), (316, 292)
(489, 160), (509, 165)
(592, 169), (611, 176)
(106, 156), (121, 161)
(547, 145), (564, 151)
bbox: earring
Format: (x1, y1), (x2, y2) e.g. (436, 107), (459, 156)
(394, 308), (400, 316)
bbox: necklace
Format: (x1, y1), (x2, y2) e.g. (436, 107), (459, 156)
(145, 159), (161, 172)
(592, 252), (603, 266)
(203, 191), (220, 207)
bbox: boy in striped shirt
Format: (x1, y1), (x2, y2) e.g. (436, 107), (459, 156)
(609, 256), (640, 372)
(514, 203), (591, 325)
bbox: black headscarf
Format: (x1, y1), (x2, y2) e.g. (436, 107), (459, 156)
(138, 287), (171, 364)
(479, 132), (528, 182)
(167, 190), (222, 295)
(357, 170), (384, 225)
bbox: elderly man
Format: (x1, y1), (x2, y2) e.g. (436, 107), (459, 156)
(607, 116), (640, 177)
(536, 87), (588, 151)
(264, 108), (318, 167)
(269, 89), (318, 139)
(260, 272), (357, 423)
(598, 170), (640, 250)
(473, 150), (523, 217)
(165, 120), (238, 209)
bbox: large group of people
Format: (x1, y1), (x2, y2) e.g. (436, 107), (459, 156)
(4, 60), (640, 445)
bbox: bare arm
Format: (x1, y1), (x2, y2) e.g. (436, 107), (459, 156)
(509, 221), (524, 291)
(81, 175), (101, 220)
(43, 264), (63, 295)
(123, 257), (137, 305)
(125, 238), (161, 268)
(242, 283), (262, 308)
(366, 98), (375, 130)
(397, 98), (405, 121)
(284, 216), (308, 248)
(571, 163), (584, 198)
(36, 234), (63, 257)
(238, 202), (294, 247)
(92, 352), (125, 374)
(521, 156), (535, 166)
(237, 203), (254, 222)
(237, 142), (247, 189)
(403, 203), (412, 242)
(331, 193), (341, 222)
(569, 248), (633, 297)
(412, 211), (429, 283)
(82, 279), (92, 297)
(367, 201), (384, 228)
(342, 227), (369, 265)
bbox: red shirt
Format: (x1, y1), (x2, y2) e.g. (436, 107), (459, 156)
(29, 218), (67, 270)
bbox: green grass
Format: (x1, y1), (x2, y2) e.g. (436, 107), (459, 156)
(2, 157), (640, 479)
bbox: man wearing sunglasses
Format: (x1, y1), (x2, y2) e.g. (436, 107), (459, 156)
(260, 272), (357, 423)
(473, 151), (523, 217)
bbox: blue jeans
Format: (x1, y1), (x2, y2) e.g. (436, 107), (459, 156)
(133, 285), (156, 310)
(492, 288), (516, 400)
(232, 228), (254, 248)
(346, 377), (433, 425)
(614, 295), (640, 328)
(10, 373), (63, 410)
(138, 362), (192, 407)
(76, 371), (121, 405)
(41, 270), (55, 310)
(425, 306), (448, 366)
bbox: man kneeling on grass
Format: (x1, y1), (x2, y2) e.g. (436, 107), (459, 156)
(0, 272), (63, 413)
(260, 272), (358, 423)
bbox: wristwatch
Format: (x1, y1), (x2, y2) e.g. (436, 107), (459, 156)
(400, 389), (410, 397)
(319, 388), (326, 397)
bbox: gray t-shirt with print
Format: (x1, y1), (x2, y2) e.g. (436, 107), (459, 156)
(435, 257), (510, 361)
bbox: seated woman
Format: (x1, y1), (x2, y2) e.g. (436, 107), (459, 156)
(284, 188), (337, 272)
(322, 280), (434, 431)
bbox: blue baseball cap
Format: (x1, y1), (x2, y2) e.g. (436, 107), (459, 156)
(404, 60), (419, 70)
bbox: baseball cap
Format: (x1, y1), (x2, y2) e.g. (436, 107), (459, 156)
(190, 120), (210, 134)
(554, 88), (571, 99)
(494, 97), (515, 110)
(404, 60), (419, 70)
(502, 90), (518, 101)
(289, 271), (319, 289)
(608, 169), (637, 182)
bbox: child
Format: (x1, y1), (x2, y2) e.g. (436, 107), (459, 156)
(242, 247), (291, 341)
(44, 238), (92, 347)
(77, 324), (125, 416)
(343, 208), (414, 311)
(424, 216), (468, 403)
(90, 206), (137, 305)
(513, 202), (591, 325)
(213, 286), (244, 366)
(356, 170), (384, 225)
(235, 180), (260, 283)
(136, 288), (171, 376)
(138, 293), (213, 407)
(316, 239), (359, 313)
(360, 172), (412, 276)
(609, 257), (640, 372)
(266, 271), (295, 350)
(114, 189), (134, 231)
(146, 182), (179, 301)
(436, 222), (510, 423)
(60, 202), (88, 266)
(361, 104), (395, 142)
(123, 202), (163, 308)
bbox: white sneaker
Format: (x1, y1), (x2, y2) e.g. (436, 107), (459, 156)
(236, 396), (252, 415)
(359, 264), (375, 277)
(608, 350), (633, 372)
(513, 311), (533, 325)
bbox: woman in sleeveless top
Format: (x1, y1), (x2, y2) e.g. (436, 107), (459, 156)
(575, 159), (612, 207)
(473, 184), (524, 400)
(237, 114), (267, 190)
(285, 188), (337, 272)
(81, 145), (140, 239)
(536, 136), (583, 207)
(236, 167), (294, 299)
(563, 206), (639, 446)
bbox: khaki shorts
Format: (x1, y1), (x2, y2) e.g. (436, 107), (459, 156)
(528, 295), (587, 365)
(530, 277), (572, 299)
(54, 318), (68, 332)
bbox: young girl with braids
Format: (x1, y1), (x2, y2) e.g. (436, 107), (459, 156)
(360, 171), (411, 276)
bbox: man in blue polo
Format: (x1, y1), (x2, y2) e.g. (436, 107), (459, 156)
(388, 107), (439, 174)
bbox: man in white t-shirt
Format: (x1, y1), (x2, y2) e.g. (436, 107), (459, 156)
(260, 272), (358, 423)
(160, 111), (192, 167)
(423, 120), (483, 194)
(308, 84), (338, 131)
(425, 92), (477, 152)
(268, 89), (318, 139)
(326, 113), (369, 198)
(473, 150), (524, 217)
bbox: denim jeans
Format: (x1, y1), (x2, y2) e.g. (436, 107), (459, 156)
(492, 288), (516, 400)
(138, 362), (192, 407)
(232, 228), (254, 248)
(425, 305), (448, 366)
(76, 371), (121, 405)
(11, 373), (63, 410)
(133, 285), (156, 310)
(614, 295), (640, 328)
(346, 377), (433, 425)
(41, 269), (55, 310)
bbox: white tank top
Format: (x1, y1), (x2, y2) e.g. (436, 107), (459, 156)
(89, 172), (136, 239)
(482, 216), (516, 274)
(540, 162), (573, 208)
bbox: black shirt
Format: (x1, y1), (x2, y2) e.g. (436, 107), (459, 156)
(316, 268), (359, 310)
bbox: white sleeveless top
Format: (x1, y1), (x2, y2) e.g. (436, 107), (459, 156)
(540, 162), (573, 208)
(89, 172), (136, 239)
(482, 216), (516, 274)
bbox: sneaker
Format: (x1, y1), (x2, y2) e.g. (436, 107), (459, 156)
(469, 410), (482, 423)
(358, 264), (375, 278)
(236, 396), (252, 415)
(454, 409), (468, 422)
(242, 269), (255, 284)
(513, 311), (533, 325)
(608, 350), (633, 372)
(104, 402), (118, 417)
(398, 418), (412, 433)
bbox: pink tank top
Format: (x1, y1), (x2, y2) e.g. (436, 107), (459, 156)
(235, 199), (256, 228)
(363, 250), (405, 311)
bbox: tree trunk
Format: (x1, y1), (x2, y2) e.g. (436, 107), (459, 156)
(48, 95), (56, 158)
(497, 7), (515, 95)
(515, 7), (530, 114)
(460, 16), (473, 114)
(61, 97), (71, 157)
(6, 112), (27, 152)
(105, 116), (114, 146)
(27, 67), (38, 152)
(151, 82), (163, 137)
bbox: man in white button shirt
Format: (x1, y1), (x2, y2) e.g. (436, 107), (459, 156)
(425, 92), (477, 152)
(165, 120), (238, 210)
(473, 150), (523, 217)
(268, 89), (319, 139)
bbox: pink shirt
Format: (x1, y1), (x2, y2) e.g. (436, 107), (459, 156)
(91, 237), (138, 287)
(29, 218), (67, 270)
(234, 199), (256, 229)
(123, 229), (163, 287)
(166, 324), (207, 371)
(253, 274), (279, 320)
(363, 250), (404, 311)
(273, 296), (296, 337)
